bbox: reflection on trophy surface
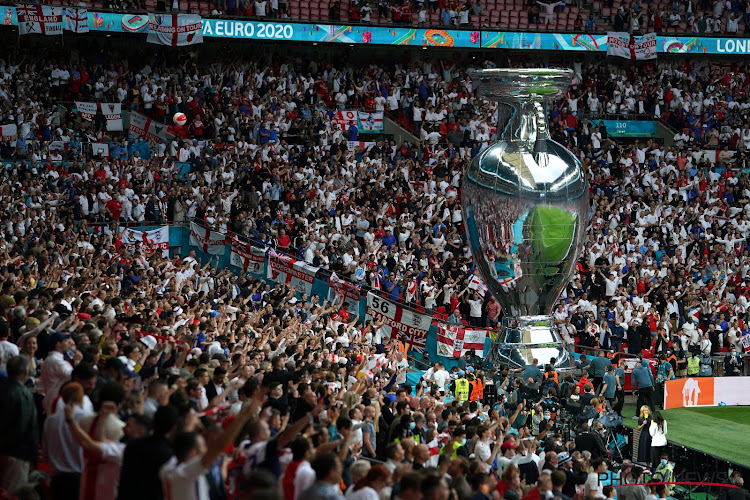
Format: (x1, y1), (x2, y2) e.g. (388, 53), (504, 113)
(462, 69), (589, 369)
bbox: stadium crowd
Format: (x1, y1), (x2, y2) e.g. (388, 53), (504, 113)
(0, 43), (749, 500)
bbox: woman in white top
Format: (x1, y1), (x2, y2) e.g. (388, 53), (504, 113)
(649, 411), (668, 466)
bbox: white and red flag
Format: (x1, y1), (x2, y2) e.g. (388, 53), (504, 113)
(147, 13), (203, 46)
(129, 111), (167, 142)
(436, 323), (487, 358)
(76, 102), (123, 131)
(229, 236), (266, 274)
(267, 249), (319, 295)
(365, 292), (431, 351)
(115, 226), (170, 258)
(64, 8), (89, 33)
(189, 222), (226, 255)
(17, 5), (63, 35)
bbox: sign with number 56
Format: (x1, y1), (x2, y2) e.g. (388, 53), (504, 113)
(366, 292), (431, 351)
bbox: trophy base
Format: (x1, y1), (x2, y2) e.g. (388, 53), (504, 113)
(490, 315), (572, 371)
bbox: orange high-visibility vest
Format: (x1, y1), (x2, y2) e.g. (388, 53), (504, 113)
(470, 378), (484, 401)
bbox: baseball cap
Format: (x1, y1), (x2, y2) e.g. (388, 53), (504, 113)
(558, 452), (572, 465)
(50, 331), (71, 347)
(507, 428), (519, 436)
(501, 441), (518, 451)
(458, 370), (466, 376)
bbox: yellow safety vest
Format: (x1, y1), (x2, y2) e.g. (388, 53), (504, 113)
(455, 378), (470, 402)
(687, 356), (700, 375)
(449, 440), (462, 458)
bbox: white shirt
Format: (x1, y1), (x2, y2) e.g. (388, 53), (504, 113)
(585, 472), (606, 499)
(649, 421), (668, 446)
(474, 439), (492, 463)
(42, 406), (88, 475)
(346, 486), (379, 500)
(433, 368), (450, 391)
(0, 339), (19, 372)
(41, 351), (73, 414)
(282, 460), (316, 500)
(160, 455), (210, 500)
(468, 298), (483, 317)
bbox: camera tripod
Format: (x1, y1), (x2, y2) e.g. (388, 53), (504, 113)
(603, 426), (625, 459)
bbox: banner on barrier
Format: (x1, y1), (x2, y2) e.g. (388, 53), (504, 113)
(607, 31), (657, 59)
(76, 102), (123, 131)
(189, 222), (226, 255)
(147, 13), (203, 46)
(663, 376), (750, 409)
(332, 110), (384, 133)
(129, 111), (167, 142)
(116, 226), (169, 257)
(17, 5), (63, 35)
(365, 292), (431, 351)
(267, 249), (319, 295)
(229, 236), (266, 274)
(0, 124), (17, 138)
(328, 272), (361, 315)
(436, 323), (487, 358)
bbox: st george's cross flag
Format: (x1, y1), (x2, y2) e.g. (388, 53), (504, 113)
(64, 8), (89, 33)
(189, 222), (226, 255)
(436, 323), (487, 358)
(129, 111), (167, 142)
(17, 5), (63, 35)
(147, 13), (203, 46)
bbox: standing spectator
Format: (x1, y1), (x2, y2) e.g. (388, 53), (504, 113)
(632, 360), (655, 414)
(537, 0), (562, 23)
(160, 402), (259, 500)
(0, 356), (38, 495)
(724, 345), (741, 376)
(302, 453), (344, 500)
(41, 332), (75, 415)
(43, 383), (86, 500)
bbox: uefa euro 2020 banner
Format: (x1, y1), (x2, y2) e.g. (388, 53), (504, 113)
(3, 8), (750, 54)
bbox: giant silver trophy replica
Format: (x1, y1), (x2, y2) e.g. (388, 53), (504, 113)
(462, 69), (589, 370)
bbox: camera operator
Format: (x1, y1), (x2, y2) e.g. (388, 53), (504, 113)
(575, 422), (607, 460)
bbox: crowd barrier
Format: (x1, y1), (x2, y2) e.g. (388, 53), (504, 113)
(121, 223), (494, 368)
(663, 376), (750, 409)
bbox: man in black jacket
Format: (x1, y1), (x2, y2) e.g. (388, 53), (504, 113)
(118, 406), (177, 500)
(0, 356), (38, 494)
(574, 422), (608, 460)
(204, 366), (227, 403)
